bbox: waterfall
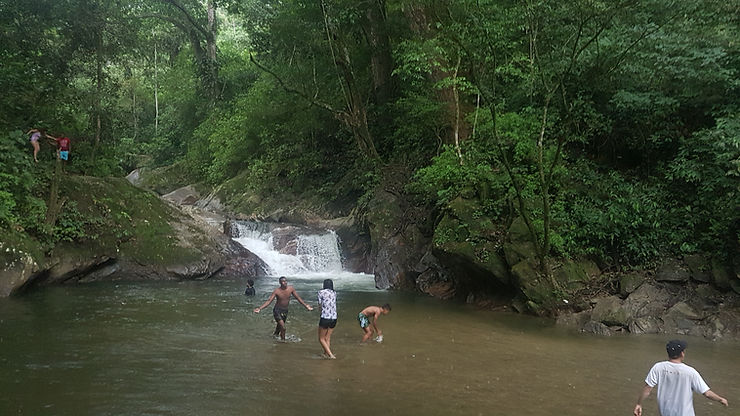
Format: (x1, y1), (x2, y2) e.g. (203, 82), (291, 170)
(230, 221), (343, 277)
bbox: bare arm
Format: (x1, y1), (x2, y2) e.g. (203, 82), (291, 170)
(291, 288), (313, 311)
(703, 390), (728, 407)
(634, 384), (653, 416)
(254, 291), (277, 313)
(372, 313), (381, 335)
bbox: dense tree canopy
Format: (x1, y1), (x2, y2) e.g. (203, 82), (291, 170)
(1, 0), (738, 268)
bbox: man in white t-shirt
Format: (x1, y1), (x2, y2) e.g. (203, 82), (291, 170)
(634, 340), (728, 416)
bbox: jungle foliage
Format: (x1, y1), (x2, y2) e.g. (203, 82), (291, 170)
(1, 0), (737, 268)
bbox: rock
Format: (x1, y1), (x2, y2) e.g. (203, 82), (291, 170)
(619, 272), (644, 297)
(662, 302), (704, 336)
(628, 316), (662, 334)
(655, 259), (690, 282)
(582, 320), (613, 336)
(325, 215), (371, 274)
(367, 189), (429, 290)
(553, 260), (590, 291)
(511, 259), (558, 309)
(217, 239), (269, 278)
(194, 189), (225, 213)
(503, 217), (538, 266)
(77, 261), (120, 282)
(581, 260), (602, 279)
(622, 283), (672, 318)
(590, 296), (629, 326)
(731, 279), (740, 295)
(711, 258), (732, 291)
(556, 310), (591, 328)
(0, 246), (38, 296)
(695, 284), (724, 307)
(45, 249), (115, 284)
(433, 204), (510, 286)
(684, 254), (711, 283)
(125, 168), (142, 186)
(416, 267), (456, 299)
(163, 185), (201, 206)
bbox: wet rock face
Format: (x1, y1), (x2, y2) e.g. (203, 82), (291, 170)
(366, 189), (429, 290)
(0, 247), (38, 296)
(162, 185), (201, 206)
(217, 239), (269, 278)
(559, 282), (740, 340)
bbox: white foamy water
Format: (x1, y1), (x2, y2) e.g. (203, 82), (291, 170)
(230, 220), (376, 291)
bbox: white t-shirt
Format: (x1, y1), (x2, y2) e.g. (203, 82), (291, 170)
(645, 361), (710, 416)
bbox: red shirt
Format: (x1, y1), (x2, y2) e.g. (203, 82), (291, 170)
(58, 137), (70, 151)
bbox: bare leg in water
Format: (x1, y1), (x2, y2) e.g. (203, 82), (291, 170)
(318, 326), (335, 359)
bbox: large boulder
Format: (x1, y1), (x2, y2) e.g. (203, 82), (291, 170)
(502, 217), (538, 266)
(655, 259), (690, 282)
(432, 197), (510, 287)
(162, 185), (201, 206)
(324, 215), (371, 274)
(1, 176), (263, 295)
(590, 296), (630, 327)
(367, 189), (429, 290)
(0, 244), (38, 296)
(684, 254), (711, 283)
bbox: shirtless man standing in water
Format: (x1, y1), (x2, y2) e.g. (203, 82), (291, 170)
(254, 277), (313, 340)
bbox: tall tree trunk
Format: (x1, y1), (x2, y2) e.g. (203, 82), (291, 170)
(363, 0), (394, 106)
(90, 32), (103, 172)
(404, 3), (470, 148)
(154, 40), (159, 135)
(45, 159), (66, 226)
(336, 41), (380, 159)
(320, 0), (380, 160)
(205, 0), (219, 100)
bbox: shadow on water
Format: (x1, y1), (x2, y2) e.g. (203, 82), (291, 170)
(1, 279), (738, 416)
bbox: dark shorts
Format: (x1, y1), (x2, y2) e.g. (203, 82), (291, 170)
(273, 307), (288, 323)
(319, 318), (337, 329)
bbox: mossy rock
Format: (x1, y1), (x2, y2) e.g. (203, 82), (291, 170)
(711, 258), (732, 291)
(619, 272), (644, 296)
(553, 260), (589, 291)
(135, 162), (200, 195)
(433, 198), (509, 285)
(511, 259), (559, 309)
(503, 217), (538, 266)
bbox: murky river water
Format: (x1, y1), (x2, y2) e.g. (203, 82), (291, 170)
(1, 276), (737, 416)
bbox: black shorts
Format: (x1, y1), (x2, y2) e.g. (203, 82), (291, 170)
(318, 318), (337, 329)
(273, 307), (288, 323)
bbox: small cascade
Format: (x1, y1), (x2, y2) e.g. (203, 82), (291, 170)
(230, 220), (343, 277)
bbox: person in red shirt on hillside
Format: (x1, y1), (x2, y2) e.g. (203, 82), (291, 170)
(47, 134), (71, 167)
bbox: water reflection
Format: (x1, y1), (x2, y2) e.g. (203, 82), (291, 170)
(0, 280), (738, 416)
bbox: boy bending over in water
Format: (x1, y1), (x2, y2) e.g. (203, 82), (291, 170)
(358, 304), (391, 342)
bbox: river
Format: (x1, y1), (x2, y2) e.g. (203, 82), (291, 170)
(1, 275), (738, 416)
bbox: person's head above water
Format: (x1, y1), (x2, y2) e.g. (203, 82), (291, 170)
(666, 339), (687, 359)
(279, 276), (287, 288)
(382, 304), (391, 313)
(323, 279), (334, 290)
(247, 279), (254, 287)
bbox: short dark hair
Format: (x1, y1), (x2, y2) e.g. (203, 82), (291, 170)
(323, 279), (334, 290)
(279, 276), (287, 282)
(382, 303), (391, 311)
(247, 279), (254, 286)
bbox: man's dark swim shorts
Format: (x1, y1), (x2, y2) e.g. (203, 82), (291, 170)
(318, 318), (337, 329)
(273, 307), (288, 323)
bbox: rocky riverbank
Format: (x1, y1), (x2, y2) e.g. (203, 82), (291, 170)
(0, 175), (267, 297)
(3, 167), (739, 341)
